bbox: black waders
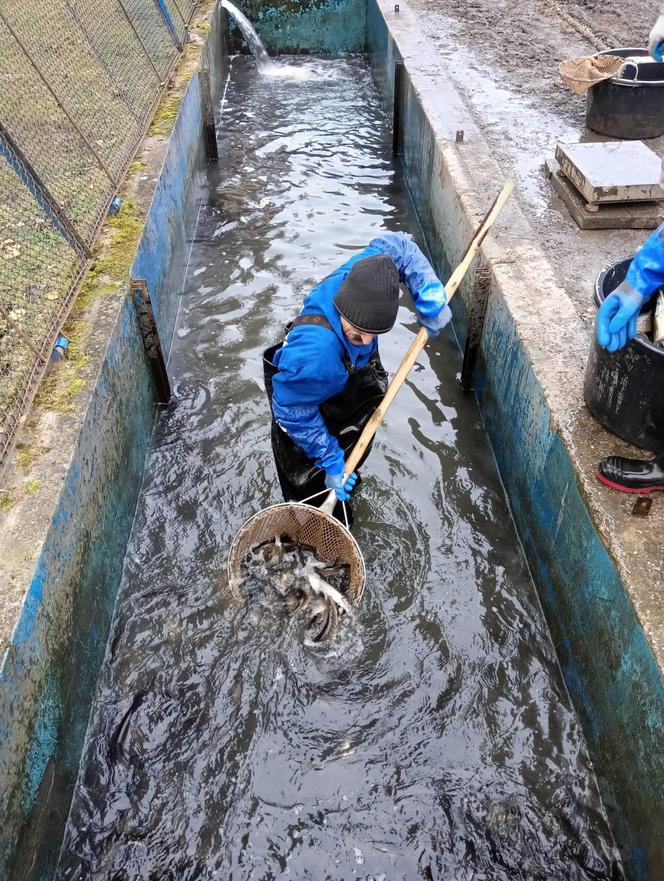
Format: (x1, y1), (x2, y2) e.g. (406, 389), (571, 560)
(263, 314), (388, 527)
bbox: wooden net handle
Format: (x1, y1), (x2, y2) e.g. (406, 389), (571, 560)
(342, 179), (514, 480)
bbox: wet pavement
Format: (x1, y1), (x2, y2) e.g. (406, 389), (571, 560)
(56, 56), (622, 881)
(409, 0), (664, 330)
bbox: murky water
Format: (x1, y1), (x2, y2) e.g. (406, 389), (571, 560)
(57, 57), (622, 881)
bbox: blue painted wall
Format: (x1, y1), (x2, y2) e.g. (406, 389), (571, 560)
(366, 1), (664, 877)
(131, 76), (207, 356)
(0, 7), (229, 879)
(476, 320), (664, 880)
(0, 300), (157, 881)
(227, 0), (367, 54)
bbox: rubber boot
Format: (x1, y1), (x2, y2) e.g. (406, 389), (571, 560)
(597, 451), (664, 493)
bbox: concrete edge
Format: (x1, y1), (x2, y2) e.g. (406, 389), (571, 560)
(371, 0), (664, 669)
(0, 2), (225, 876)
(369, 0), (664, 877)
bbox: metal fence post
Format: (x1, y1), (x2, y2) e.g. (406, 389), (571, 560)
(169, 0), (190, 29)
(64, 0), (141, 123)
(153, 0), (184, 49)
(116, 0), (164, 82)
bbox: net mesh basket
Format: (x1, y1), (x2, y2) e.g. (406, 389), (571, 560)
(227, 502), (366, 606)
(559, 55), (624, 94)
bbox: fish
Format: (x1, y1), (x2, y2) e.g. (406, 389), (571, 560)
(306, 571), (352, 616)
(307, 595), (328, 618)
(292, 587), (311, 612)
(258, 544), (278, 565)
(109, 689), (149, 763)
(280, 536), (299, 553)
(316, 565), (347, 579)
(277, 569), (296, 592)
(312, 597), (337, 643)
(242, 536), (353, 642)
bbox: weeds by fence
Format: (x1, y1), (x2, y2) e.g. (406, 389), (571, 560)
(0, 0), (198, 467)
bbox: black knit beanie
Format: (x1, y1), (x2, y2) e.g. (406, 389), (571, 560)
(333, 254), (400, 334)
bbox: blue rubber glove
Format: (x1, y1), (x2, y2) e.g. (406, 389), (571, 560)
(596, 281), (645, 352)
(625, 223), (664, 299)
(649, 15), (664, 61)
(324, 470), (358, 501)
(418, 304), (452, 338)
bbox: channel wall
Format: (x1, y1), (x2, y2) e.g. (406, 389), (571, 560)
(0, 0), (662, 878)
(235, 0), (664, 876)
(0, 5), (227, 878)
(364, 2), (664, 878)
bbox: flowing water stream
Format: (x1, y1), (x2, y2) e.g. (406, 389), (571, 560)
(56, 56), (623, 880)
(220, 1), (273, 72)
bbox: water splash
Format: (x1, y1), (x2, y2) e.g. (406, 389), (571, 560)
(221, 0), (324, 80)
(221, 0), (273, 73)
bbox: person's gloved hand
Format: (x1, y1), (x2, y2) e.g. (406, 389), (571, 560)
(649, 14), (664, 61)
(596, 280), (645, 352)
(418, 304), (452, 338)
(324, 469), (358, 501)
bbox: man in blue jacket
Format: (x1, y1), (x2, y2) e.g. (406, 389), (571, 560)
(595, 222), (664, 492)
(263, 232), (451, 523)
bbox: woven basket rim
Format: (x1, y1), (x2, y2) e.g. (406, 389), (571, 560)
(227, 500), (367, 606)
(559, 54), (624, 92)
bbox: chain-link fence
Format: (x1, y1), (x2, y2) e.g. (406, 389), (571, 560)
(0, 0), (198, 466)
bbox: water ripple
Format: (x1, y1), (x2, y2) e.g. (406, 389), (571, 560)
(57, 56), (621, 881)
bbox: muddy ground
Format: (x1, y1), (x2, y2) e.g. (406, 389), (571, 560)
(409, 0), (664, 328)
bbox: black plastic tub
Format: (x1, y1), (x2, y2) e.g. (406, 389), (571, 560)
(586, 48), (664, 139)
(584, 256), (664, 452)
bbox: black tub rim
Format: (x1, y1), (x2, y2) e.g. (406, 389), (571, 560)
(594, 254), (664, 356)
(593, 47), (664, 87)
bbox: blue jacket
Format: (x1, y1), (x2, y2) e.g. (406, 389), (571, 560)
(626, 221), (664, 301)
(271, 232), (447, 475)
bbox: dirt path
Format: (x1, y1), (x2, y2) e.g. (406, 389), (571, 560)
(408, 0), (663, 327)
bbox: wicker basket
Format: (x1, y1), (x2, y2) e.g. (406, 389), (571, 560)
(227, 502), (366, 606)
(559, 55), (624, 94)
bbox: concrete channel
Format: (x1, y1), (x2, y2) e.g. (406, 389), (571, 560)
(0, 0), (662, 877)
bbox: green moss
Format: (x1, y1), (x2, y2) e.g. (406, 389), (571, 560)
(14, 442), (52, 473)
(149, 100), (179, 136)
(192, 20), (211, 32)
(76, 201), (143, 310)
(128, 160), (147, 174)
(33, 365), (87, 414)
(17, 444), (38, 472)
(0, 491), (14, 512)
(24, 479), (41, 495)
(148, 42), (200, 137)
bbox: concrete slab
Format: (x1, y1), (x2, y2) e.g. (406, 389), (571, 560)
(555, 140), (664, 204)
(407, 0), (664, 332)
(545, 156), (664, 229)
